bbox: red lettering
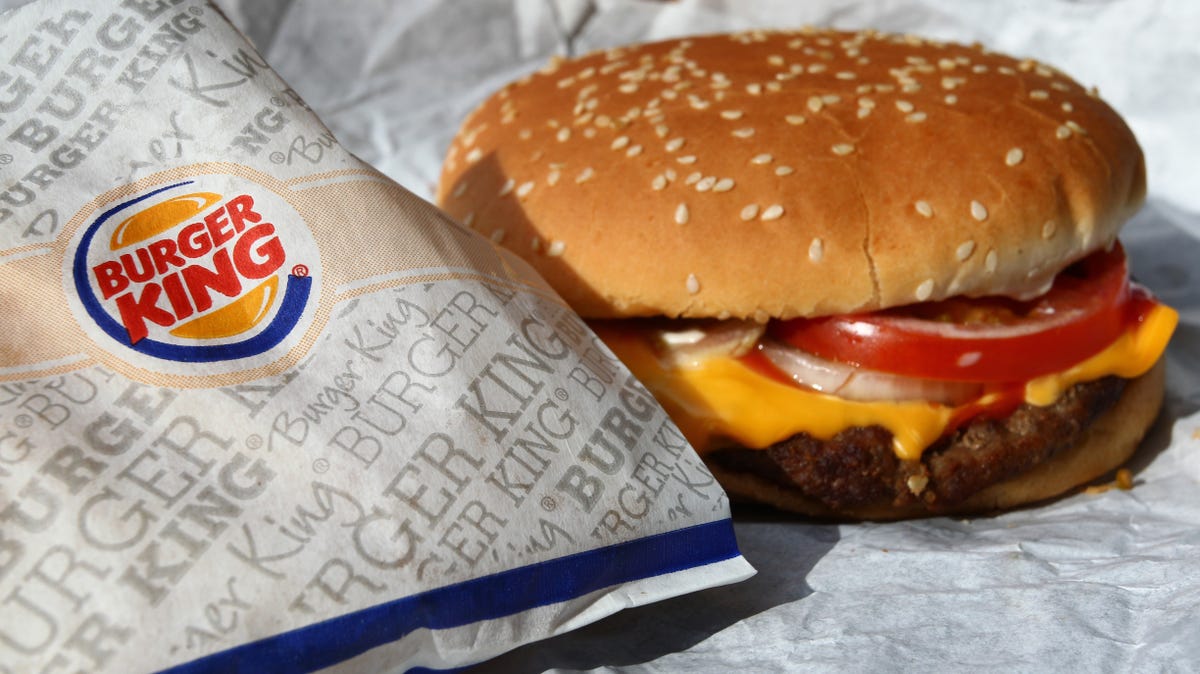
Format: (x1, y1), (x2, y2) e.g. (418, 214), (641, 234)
(181, 247), (241, 313)
(92, 261), (128, 300)
(225, 194), (261, 233)
(161, 272), (192, 321)
(203, 207), (236, 248)
(148, 238), (184, 275)
(114, 284), (173, 344)
(177, 222), (211, 258)
(233, 224), (285, 280)
(119, 248), (154, 283)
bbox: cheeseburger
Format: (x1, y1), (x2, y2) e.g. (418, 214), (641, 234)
(436, 29), (1177, 519)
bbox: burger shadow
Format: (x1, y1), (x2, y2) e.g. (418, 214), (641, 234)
(1121, 203), (1200, 477)
(472, 510), (839, 673)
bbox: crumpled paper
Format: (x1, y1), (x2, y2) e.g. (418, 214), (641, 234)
(13, 0), (1191, 670)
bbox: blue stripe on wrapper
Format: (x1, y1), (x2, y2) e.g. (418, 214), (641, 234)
(162, 518), (740, 674)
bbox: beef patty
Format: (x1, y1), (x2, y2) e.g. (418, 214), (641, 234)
(708, 376), (1127, 512)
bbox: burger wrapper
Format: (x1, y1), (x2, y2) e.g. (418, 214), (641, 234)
(0, 2), (753, 672)
(177, 1), (1196, 672)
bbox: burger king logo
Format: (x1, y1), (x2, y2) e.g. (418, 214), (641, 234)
(66, 175), (320, 377)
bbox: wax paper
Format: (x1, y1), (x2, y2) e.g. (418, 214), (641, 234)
(218, 0), (1200, 670)
(5, 0), (1194, 670)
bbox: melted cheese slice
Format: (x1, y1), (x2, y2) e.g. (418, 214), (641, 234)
(594, 304), (1177, 461)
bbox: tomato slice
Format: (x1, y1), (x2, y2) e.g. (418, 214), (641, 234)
(770, 243), (1146, 383)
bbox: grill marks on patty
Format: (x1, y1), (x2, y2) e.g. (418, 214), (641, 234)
(710, 376), (1127, 512)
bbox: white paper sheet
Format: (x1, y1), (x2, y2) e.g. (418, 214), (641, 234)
(5, 0), (1192, 670)
(212, 0), (1200, 670)
(0, 1), (753, 671)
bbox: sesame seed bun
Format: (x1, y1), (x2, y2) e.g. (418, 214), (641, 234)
(436, 29), (1145, 320)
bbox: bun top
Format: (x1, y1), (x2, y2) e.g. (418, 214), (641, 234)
(436, 29), (1145, 320)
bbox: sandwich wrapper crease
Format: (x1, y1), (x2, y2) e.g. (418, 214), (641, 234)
(0, 1), (753, 672)
(3, 0), (1199, 671)
(222, 0), (1199, 670)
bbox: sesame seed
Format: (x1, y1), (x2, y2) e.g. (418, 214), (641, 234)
(575, 167), (595, 183)
(767, 54), (785, 66)
(970, 200), (988, 221)
(686, 273), (700, 294)
(808, 63), (827, 74)
(775, 166), (794, 176)
(1056, 125), (1072, 140)
(915, 200), (933, 217)
(721, 110), (744, 120)
(751, 153), (773, 165)
(498, 178), (515, 196)
(746, 83), (763, 95)
(809, 238), (824, 262)
(1051, 81), (1070, 92)
(858, 97), (876, 108)
(664, 138), (686, 153)
(985, 249), (998, 273)
(685, 172), (702, 185)
(556, 128), (571, 142)
(651, 174), (668, 191)
(462, 212), (475, 228)
(785, 114), (806, 125)
(452, 181), (468, 198)
(713, 178), (735, 192)
(807, 96), (824, 113)
(516, 181), (534, 198)
(761, 204), (785, 221)
(895, 99), (915, 113)
(957, 352), (982, 367)
(655, 125), (670, 138)
(857, 108), (871, 119)
(915, 279), (935, 301)
(665, 168), (677, 180)
(831, 143), (855, 156)
(626, 144), (643, 157)
(1030, 89), (1049, 100)
(546, 240), (566, 257)
(944, 94), (958, 105)
(1066, 120), (1086, 135)
(466, 147), (483, 163)
(1005, 148), (1024, 166)
(611, 136), (630, 150)
(956, 240), (976, 261)
(530, 236), (541, 252)
(906, 112), (927, 123)
(733, 127), (756, 138)
(740, 204), (759, 221)
(583, 128), (596, 138)
(1062, 102), (1074, 113)
(618, 82), (638, 94)
(696, 176), (716, 192)
(490, 228), (506, 243)
(836, 71), (857, 80)
(1042, 220), (1057, 239)
(675, 203), (690, 224)
(821, 94), (841, 105)
(902, 82), (921, 93)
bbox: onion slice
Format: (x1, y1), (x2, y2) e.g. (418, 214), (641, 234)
(653, 320), (766, 368)
(758, 338), (984, 405)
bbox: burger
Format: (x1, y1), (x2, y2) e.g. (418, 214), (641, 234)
(435, 29), (1177, 519)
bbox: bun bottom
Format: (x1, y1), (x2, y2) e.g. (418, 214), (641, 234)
(711, 359), (1166, 521)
